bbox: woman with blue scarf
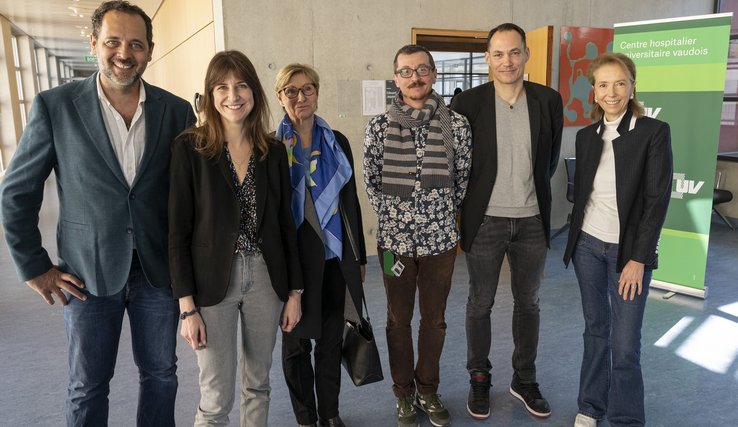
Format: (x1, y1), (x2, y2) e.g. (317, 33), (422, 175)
(275, 64), (367, 427)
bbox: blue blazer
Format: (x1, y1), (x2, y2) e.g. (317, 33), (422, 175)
(0, 73), (195, 296)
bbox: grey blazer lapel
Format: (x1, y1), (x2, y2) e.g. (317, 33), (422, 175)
(303, 186), (323, 240)
(73, 75), (128, 188)
(134, 81), (164, 188)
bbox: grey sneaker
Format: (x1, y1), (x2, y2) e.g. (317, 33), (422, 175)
(574, 413), (598, 427)
(396, 395), (419, 427)
(415, 393), (451, 427)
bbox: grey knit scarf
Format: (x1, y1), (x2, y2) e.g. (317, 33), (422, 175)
(383, 90), (454, 198)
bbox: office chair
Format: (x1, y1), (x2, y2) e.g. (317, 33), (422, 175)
(713, 170), (734, 230)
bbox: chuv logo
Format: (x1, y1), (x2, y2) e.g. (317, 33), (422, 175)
(671, 173), (705, 199)
(640, 101), (662, 119)
(644, 106), (662, 118)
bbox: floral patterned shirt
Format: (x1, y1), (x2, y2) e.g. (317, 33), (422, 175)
(225, 147), (259, 254)
(364, 110), (472, 257)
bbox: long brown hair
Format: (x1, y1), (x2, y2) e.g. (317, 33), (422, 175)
(587, 52), (645, 121)
(182, 50), (271, 159)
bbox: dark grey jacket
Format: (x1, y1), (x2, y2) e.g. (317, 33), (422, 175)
(0, 74), (195, 295)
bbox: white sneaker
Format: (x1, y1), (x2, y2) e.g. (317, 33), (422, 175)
(574, 413), (597, 427)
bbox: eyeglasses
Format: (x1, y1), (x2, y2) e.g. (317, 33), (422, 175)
(394, 65), (434, 79)
(280, 84), (317, 99)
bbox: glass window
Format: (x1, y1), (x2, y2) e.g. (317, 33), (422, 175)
(718, 0), (738, 36)
(431, 51), (488, 104)
(719, 102), (738, 154)
(718, 0), (738, 154)
(11, 35), (27, 128)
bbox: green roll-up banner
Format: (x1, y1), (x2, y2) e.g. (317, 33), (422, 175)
(614, 14), (732, 298)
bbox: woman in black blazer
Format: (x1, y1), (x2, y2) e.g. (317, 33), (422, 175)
(169, 51), (303, 427)
(563, 53), (672, 427)
(274, 63), (367, 427)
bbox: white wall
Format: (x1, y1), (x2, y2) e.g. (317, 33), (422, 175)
(147, 0), (217, 106)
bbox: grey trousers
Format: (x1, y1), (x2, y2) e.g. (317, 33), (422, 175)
(194, 252), (283, 427)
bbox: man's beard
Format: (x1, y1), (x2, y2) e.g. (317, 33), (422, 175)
(101, 59), (142, 87)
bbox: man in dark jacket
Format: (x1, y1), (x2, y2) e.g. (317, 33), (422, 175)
(452, 22), (563, 421)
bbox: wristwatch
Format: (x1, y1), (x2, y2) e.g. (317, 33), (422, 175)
(179, 307), (200, 320)
(290, 289), (304, 295)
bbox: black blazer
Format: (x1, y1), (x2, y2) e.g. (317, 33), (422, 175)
(452, 81), (563, 250)
(563, 110), (672, 272)
(288, 131), (367, 339)
(168, 135), (302, 307)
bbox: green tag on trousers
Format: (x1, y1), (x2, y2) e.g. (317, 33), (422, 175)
(383, 250), (395, 276)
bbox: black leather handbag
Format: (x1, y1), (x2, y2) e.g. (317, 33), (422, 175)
(341, 298), (384, 386)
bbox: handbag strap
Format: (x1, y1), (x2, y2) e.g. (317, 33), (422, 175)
(361, 295), (371, 323)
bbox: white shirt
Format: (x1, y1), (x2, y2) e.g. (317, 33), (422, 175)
(96, 75), (146, 187)
(581, 113), (625, 244)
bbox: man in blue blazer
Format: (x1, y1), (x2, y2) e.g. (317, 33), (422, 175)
(0, 1), (194, 425)
(452, 23), (563, 421)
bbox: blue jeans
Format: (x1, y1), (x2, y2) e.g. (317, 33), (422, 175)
(465, 215), (547, 383)
(63, 254), (179, 427)
(572, 232), (651, 427)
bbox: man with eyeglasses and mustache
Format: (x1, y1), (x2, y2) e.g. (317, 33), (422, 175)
(0, 1), (194, 425)
(451, 23), (563, 421)
(364, 44), (471, 427)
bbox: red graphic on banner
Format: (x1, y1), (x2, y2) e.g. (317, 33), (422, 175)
(559, 26), (614, 126)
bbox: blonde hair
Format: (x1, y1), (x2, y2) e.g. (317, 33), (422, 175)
(587, 52), (645, 121)
(274, 63), (320, 94)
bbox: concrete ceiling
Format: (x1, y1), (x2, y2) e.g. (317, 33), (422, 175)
(0, 0), (161, 73)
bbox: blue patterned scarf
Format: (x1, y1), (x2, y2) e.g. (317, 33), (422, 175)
(277, 114), (352, 260)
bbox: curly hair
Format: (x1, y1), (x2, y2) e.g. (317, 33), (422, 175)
(91, 1), (153, 47)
